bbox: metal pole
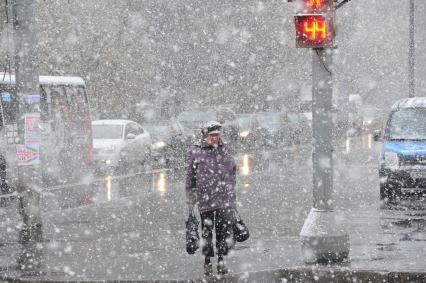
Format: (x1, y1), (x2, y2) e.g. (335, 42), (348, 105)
(300, 48), (349, 263)
(311, 48), (333, 211)
(12, 0), (43, 272)
(13, 0), (39, 96)
(408, 0), (415, 98)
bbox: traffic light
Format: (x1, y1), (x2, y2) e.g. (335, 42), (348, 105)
(294, 0), (335, 48)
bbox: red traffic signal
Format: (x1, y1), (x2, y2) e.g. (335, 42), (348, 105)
(294, 0), (335, 48)
(296, 0), (334, 12)
(307, 0), (326, 9)
(294, 15), (334, 48)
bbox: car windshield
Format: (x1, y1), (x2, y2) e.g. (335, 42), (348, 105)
(287, 113), (299, 123)
(237, 115), (252, 130)
(388, 108), (426, 140)
(255, 113), (281, 130)
(143, 124), (171, 137)
(288, 113), (307, 124)
(177, 110), (216, 122)
(92, 124), (123, 139)
(177, 110), (217, 129)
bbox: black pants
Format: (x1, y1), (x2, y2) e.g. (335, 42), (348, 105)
(200, 208), (235, 258)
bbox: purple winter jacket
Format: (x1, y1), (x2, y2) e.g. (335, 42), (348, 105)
(185, 139), (237, 213)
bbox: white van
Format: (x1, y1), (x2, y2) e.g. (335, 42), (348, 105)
(0, 75), (93, 189)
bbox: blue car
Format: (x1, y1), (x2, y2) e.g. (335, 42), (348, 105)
(375, 97), (426, 202)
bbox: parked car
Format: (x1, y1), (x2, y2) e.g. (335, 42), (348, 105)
(361, 105), (381, 133)
(374, 97), (426, 202)
(238, 111), (312, 149)
(92, 119), (151, 173)
(285, 112), (312, 145)
(142, 120), (192, 168)
(176, 107), (239, 143)
(251, 112), (288, 148)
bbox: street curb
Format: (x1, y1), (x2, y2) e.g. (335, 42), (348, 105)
(202, 268), (426, 283)
(2, 268), (426, 283)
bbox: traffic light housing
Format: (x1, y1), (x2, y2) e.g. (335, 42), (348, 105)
(294, 0), (335, 48)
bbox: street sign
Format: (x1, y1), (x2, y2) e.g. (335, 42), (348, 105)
(16, 144), (40, 166)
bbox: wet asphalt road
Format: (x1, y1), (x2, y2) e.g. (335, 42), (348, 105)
(2, 134), (426, 280)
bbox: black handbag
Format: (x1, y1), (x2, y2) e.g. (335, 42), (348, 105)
(233, 209), (249, 242)
(185, 208), (200, 254)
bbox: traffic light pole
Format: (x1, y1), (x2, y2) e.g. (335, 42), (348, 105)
(13, 0), (43, 272)
(300, 48), (349, 263)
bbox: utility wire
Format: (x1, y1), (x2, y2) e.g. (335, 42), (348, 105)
(336, 0), (352, 10)
(315, 49), (332, 76)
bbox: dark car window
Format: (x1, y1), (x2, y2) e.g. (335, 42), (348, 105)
(125, 123), (140, 136)
(136, 124), (144, 134)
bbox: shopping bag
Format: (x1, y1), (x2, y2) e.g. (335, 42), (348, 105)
(233, 209), (249, 242)
(185, 208), (200, 254)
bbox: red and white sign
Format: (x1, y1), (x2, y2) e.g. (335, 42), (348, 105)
(16, 144), (40, 166)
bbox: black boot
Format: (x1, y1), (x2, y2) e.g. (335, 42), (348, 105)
(204, 257), (213, 276)
(217, 257), (228, 275)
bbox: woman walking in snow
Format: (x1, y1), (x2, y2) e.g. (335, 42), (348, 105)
(185, 121), (237, 276)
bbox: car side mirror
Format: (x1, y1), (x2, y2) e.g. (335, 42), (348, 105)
(126, 133), (136, 140)
(373, 129), (382, 141)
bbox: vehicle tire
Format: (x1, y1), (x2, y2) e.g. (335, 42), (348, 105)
(116, 151), (127, 175)
(380, 182), (401, 203)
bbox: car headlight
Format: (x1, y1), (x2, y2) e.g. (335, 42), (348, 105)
(239, 131), (250, 138)
(153, 141), (167, 150)
(384, 151), (399, 168)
